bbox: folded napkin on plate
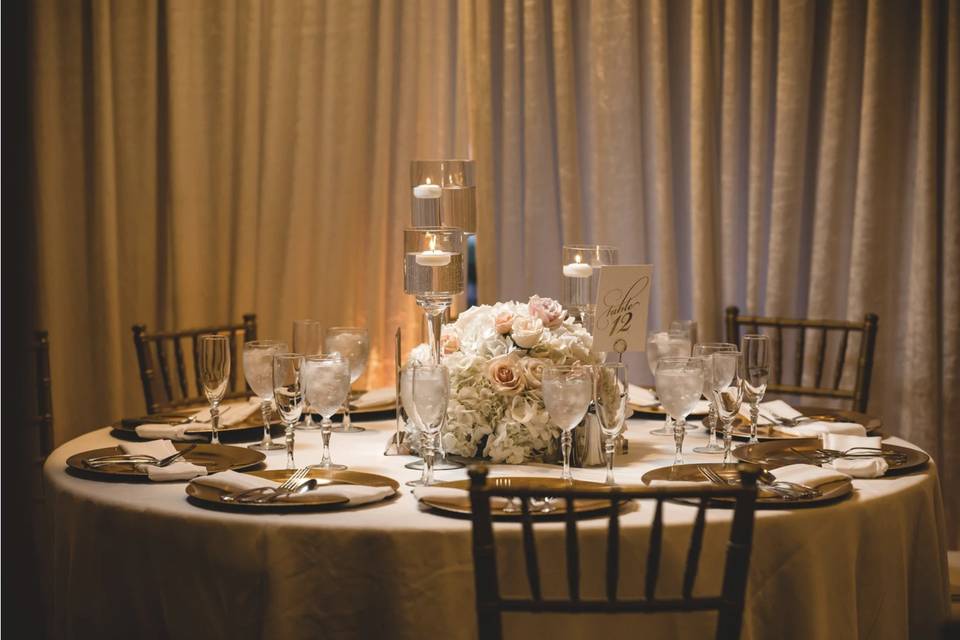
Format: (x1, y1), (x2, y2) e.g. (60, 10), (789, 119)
(820, 433), (888, 478)
(134, 423), (207, 442)
(193, 398), (262, 426)
(118, 440), (206, 481)
(351, 387), (396, 409)
(689, 399), (710, 415)
(412, 486), (510, 509)
(790, 421), (867, 437)
(191, 470), (395, 505)
(770, 464), (849, 488)
(628, 385), (658, 407)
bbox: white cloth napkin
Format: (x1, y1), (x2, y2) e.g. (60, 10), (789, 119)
(771, 464), (850, 488)
(628, 385), (658, 407)
(191, 470), (395, 505)
(351, 387), (396, 409)
(134, 423), (207, 442)
(136, 399), (264, 440)
(193, 398), (262, 426)
(820, 433), (888, 478)
(118, 440), (206, 481)
(689, 399), (711, 415)
(412, 486), (510, 509)
(791, 421), (867, 437)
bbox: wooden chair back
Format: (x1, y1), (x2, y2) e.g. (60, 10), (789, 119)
(131, 314), (257, 414)
(468, 465), (760, 640)
(725, 306), (878, 412)
(32, 330), (54, 461)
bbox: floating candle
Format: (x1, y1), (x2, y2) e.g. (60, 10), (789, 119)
(415, 233), (452, 266)
(562, 254), (593, 278)
(413, 182), (442, 199)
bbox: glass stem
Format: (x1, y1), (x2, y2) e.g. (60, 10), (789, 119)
(424, 306), (444, 365)
(285, 420), (295, 469)
(673, 417), (686, 466)
(304, 410), (314, 428)
(722, 419), (733, 464)
(210, 403), (220, 445)
(749, 401), (760, 444)
(423, 430), (437, 485)
(436, 413), (447, 461)
(561, 429), (573, 482)
(259, 401), (273, 446)
(319, 418), (333, 467)
(604, 437), (616, 485)
(342, 401), (352, 431)
(707, 403), (718, 447)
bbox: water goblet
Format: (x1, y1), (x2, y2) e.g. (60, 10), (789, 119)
(595, 362), (628, 485)
(273, 353), (305, 469)
(198, 334), (231, 445)
(303, 353), (351, 470)
(324, 327), (370, 433)
(293, 320), (323, 430)
(543, 365), (594, 483)
(646, 330), (692, 435)
(655, 357), (705, 466)
(690, 342), (737, 453)
(710, 351), (745, 463)
(741, 335), (770, 444)
(404, 364), (450, 487)
(243, 340), (288, 451)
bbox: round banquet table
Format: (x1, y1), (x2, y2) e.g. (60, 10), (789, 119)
(45, 415), (950, 640)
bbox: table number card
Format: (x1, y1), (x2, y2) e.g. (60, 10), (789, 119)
(593, 265), (653, 354)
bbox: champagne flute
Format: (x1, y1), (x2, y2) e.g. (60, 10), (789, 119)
(595, 362), (628, 486)
(710, 351), (745, 463)
(324, 327), (370, 433)
(655, 357), (705, 466)
(646, 330), (692, 435)
(198, 334), (231, 445)
(741, 334), (770, 444)
(405, 363), (449, 487)
(690, 342), (737, 453)
(243, 340), (288, 451)
(273, 353), (305, 469)
(303, 353), (350, 470)
(542, 365), (594, 483)
(293, 320), (323, 430)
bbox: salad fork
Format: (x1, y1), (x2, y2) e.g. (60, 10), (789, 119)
(85, 444), (197, 469)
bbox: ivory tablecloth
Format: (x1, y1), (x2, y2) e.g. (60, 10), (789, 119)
(44, 417), (950, 639)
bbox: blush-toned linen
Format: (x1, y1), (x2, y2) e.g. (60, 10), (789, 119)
(45, 417), (949, 639)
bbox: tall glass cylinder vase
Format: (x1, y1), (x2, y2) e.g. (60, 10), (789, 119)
(410, 161), (444, 228)
(561, 244), (619, 325)
(403, 228), (464, 364)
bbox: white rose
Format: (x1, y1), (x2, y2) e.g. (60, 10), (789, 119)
(511, 316), (544, 349)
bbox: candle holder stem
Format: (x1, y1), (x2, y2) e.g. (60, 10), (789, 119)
(418, 297), (450, 365)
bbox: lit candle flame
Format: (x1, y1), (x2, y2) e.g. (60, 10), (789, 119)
(427, 233), (437, 252)
(575, 254), (582, 264)
(425, 177), (432, 185)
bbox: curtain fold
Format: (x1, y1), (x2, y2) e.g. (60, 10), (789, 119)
(30, 0), (958, 546)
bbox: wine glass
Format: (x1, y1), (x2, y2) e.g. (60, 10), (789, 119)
(741, 334), (770, 444)
(669, 320), (699, 348)
(710, 351), (745, 463)
(404, 364), (450, 487)
(303, 353), (351, 470)
(646, 330), (692, 435)
(542, 365), (594, 483)
(242, 340), (288, 451)
(691, 342), (737, 454)
(198, 334), (231, 445)
(655, 357), (705, 466)
(272, 353), (305, 470)
(324, 327), (370, 434)
(293, 320), (323, 430)
(594, 362), (628, 485)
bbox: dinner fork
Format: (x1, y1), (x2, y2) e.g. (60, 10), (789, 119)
(85, 444), (197, 468)
(249, 467), (313, 504)
(699, 465), (817, 500)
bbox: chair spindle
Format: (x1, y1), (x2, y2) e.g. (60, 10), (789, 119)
(645, 498), (664, 600)
(814, 327), (828, 388)
(833, 329), (849, 390)
(520, 498), (541, 601)
(173, 337), (188, 398)
(682, 497), (708, 599)
(794, 326), (805, 385)
(155, 340), (174, 402)
(606, 496), (620, 602)
(565, 496), (580, 601)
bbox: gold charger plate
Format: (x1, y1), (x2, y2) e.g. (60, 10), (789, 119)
(730, 405), (882, 441)
(641, 463), (853, 508)
(185, 468), (400, 511)
(66, 443), (265, 480)
(629, 387), (709, 419)
(419, 477), (614, 519)
(115, 402), (278, 438)
(733, 437), (929, 476)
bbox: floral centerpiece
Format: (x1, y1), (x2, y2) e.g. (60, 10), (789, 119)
(406, 296), (602, 463)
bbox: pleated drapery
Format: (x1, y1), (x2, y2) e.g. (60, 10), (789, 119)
(30, 0), (959, 546)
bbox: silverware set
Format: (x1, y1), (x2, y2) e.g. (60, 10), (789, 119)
(698, 465), (821, 500)
(789, 446), (907, 465)
(759, 411), (840, 427)
(220, 467), (318, 504)
(84, 444), (198, 469)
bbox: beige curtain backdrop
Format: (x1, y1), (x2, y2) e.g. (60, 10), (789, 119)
(31, 0), (958, 546)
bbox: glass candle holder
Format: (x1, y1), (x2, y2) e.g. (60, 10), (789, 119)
(403, 227), (464, 364)
(410, 160), (477, 234)
(561, 244), (619, 322)
(410, 161), (444, 228)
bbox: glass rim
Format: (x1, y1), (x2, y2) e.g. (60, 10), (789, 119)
(273, 352), (305, 361)
(326, 326), (369, 334)
(303, 352), (345, 362)
(402, 226), (464, 234)
(199, 333), (229, 341)
(657, 356), (703, 364)
(742, 333), (770, 340)
(244, 339), (287, 348)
